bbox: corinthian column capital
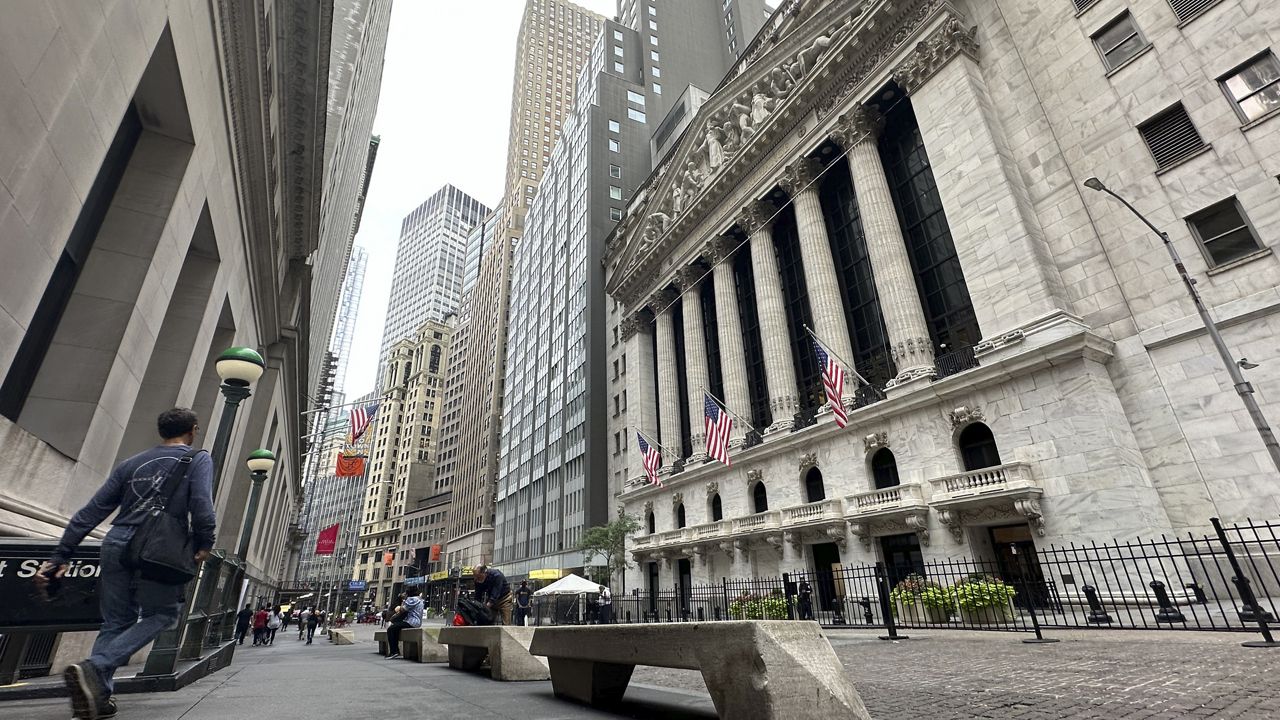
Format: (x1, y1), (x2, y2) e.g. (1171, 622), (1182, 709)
(620, 314), (648, 341)
(705, 235), (740, 264)
(892, 17), (979, 94)
(736, 200), (775, 234)
(674, 263), (708, 292)
(779, 157), (824, 197)
(831, 106), (885, 149)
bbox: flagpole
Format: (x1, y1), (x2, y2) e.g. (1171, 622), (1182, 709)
(300, 393), (391, 416)
(803, 324), (870, 387)
(700, 387), (755, 433)
(635, 428), (679, 462)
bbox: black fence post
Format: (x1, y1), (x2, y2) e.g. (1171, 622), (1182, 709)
(1149, 581), (1186, 624)
(1014, 545), (1058, 644)
(722, 577), (730, 620)
(1082, 585), (1113, 624)
(782, 572), (795, 620)
(874, 563), (906, 641)
(1210, 517), (1280, 648)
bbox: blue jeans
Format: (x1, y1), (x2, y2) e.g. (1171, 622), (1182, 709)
(88, 528), (182, 695)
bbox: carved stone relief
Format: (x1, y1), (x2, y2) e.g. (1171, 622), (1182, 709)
(892, 17), (979, 94)
(863, 431), (889, 453)
(948, 405), (985, 429)
(798, 451), (818, 472)
(706, 481), (719, 497)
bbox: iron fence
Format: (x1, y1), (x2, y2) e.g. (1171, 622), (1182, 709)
(608, 518), (1280, 645)
(934, 343), (979, 379)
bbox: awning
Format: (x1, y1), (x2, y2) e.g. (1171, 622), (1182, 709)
(529, 568), (563, 581)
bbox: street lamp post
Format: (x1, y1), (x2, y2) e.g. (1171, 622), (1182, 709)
(1084, 177), (1280, 477)
(210, 347), (266, 495)
(236, 449), (276, 558)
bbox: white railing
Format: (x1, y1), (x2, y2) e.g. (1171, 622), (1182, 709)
(930, 463), (1037, 501)
(780, 498), (843, 524)
(657, 529), (687, 544)
(694, 521), (727, 539)
(847, 483), (926, 514)
(631, 534), (654, 550)
(731, 510), (780, 534)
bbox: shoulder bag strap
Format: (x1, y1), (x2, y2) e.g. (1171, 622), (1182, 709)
(152, 448), (203, 512)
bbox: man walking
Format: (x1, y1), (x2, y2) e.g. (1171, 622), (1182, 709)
(597, 585), (613, 625)
(473, 565), (513, 625)
(514, 581), (533, 627)
(234, 604), (253, 645)
(34, 408), (216, 720)
(306, 607), (319, 644)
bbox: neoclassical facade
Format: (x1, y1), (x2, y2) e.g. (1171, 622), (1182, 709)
(604, 0), (1280, 592)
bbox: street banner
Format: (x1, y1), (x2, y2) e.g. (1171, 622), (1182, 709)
(335, 452), (365, 477)
(315, 523), (340, 555)
(383, 551), (395, 567)
(430, 544), (441, 561)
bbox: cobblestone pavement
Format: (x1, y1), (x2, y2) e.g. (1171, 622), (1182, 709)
(631, 628), (1280, 719)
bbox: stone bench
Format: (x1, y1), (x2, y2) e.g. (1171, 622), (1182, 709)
(373, 628), (446, 662)
(329, 629), (355, 645)
(374, 630), (388, 655)
(527, 621), (869, 719)
(437, 626), (549, 681)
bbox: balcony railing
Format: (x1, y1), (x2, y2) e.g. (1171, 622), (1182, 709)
(731, 510), (780, 534)
(930, 462), (1037, 502)
(657, 529), (688, 544)
(847, 483), (927, 515)
(934, 343), (979, 380)
(632, 534), (654, 550)
(694, 520), (728, 539)
(780, 498), (843, 524)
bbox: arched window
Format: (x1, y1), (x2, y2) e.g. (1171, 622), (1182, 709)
(752, 482), (768, 513)
(871, 448), (900, 489)
(646, 511), (655, 534)
(675, 503), (686, 528)
(804, 467), (825, 503)
(429, 345), (441, 373)
(710, 493), (723, 521)
(958, 423), (1001, 471)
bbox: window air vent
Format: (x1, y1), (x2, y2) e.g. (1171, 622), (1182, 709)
(1137, 104), (1206, 170)
(1166, 0), (1216, 21)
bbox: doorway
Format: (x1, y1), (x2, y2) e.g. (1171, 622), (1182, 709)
(810, 542), (842, 615)
(879, 533), (924, 588)
(990, 524), (1049, 608)
(677, 558), (693, 619)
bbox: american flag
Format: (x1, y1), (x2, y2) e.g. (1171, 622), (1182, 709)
(637, 433), (663, 486)
(704, 393), (733, 466)
(349, 402), (379, 442)
(813, 340), (848, 428)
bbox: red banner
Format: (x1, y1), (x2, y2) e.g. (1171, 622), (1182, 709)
(335, 452), (365, 477)
(429, 544), (441, 562)
(383, 551), (395, 567)
(315, 523), (340, 556)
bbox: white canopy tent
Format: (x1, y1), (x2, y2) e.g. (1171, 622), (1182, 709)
(533, 573), (601, 596)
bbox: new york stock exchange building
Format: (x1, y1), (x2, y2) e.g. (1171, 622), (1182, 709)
(602, 0), (1280, 597)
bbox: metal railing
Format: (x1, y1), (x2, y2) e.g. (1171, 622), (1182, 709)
(140, 550), (245, 676)
(934, 344), (979, 380)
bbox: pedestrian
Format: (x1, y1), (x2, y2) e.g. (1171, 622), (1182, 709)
(473, 565), (514, 625)
(266, 605), (282, 645)
(385, 587), (424, 660)
(306, 607), (319, 644)
(33, 408), (216, 720)
(252, 606), (269, 645)
(597, 585), (613, 624)
(514, 581), (533, 627)
(234, 604), (253, 645)
(281, 608), (291, 632)
(297, 606), (309, 640)
(797, 579), (814, 621)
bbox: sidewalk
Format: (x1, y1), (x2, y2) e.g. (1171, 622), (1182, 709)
(0, 623), (717, 720)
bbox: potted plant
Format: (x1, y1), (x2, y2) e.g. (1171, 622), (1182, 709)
(889, 573), (951, 623)
(728, 591), (790, 620)
(951, 573), (1017, 625)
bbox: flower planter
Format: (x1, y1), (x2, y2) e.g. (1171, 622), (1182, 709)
(895, 602), (951, 624)
(958, 603), (1013, 625)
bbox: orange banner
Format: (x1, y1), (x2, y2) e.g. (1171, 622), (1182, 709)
(335, 453), (365, 477)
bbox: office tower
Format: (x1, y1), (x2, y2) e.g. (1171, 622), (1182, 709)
(330, 245), (368, 409)
(462, 205), (507, 296)
(355, 319), (455, 604)
(378, 185), (488, 369)
(502, 0), (606, 231)
(494, 2), (752, 580)
(295, 409), (369, 584)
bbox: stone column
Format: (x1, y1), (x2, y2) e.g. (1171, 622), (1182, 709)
(653, 289), (684, 461)
(780, 157), (857, 395)
(832, 107), (936, 388)
(741, 201), (798, 433)
(622, 313), (658, 482)
(708, 236), (752, 442)
(891, 17), (1073, 358)
(677, 265), (710, 461)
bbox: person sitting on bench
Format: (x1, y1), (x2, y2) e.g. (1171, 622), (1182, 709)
(385, 587), (424, 659)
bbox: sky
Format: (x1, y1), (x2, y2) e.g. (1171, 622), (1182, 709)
(343, 0), (617, 400)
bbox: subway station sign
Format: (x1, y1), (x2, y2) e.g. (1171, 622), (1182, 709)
(0, 540), (103, 632)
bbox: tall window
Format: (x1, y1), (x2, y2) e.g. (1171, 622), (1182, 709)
(958, 423), (1002, 471)
(881, 101), (980, 353)
(1091, 12), (1149, 72)
(646, 511), (655, 534)
(1219, 52), (1280, 123)
(675, 503), (686, 528)
(820, 163), (894, 386)
(710, 493), (723, 521)
(871, 448), (900, 489)
(752, 482), (768, 513)
(1186, 197), (1263, 268)
(733, 245), (772, 429)
(429, 345), (441, 373)
(772, 208), (821, 417)
(804, 467), (826, 503)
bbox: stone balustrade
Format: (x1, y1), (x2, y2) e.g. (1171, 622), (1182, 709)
(846, 483), (927, 515)
(731, 510), (782, 534)
(930, 462), (1037, 502)
(780, 498), (844, 524)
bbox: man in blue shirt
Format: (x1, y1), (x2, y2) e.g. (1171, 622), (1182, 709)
(385, 587), (424, 659)
(35, 408), (216, 720)
(473, 565), (514, 625)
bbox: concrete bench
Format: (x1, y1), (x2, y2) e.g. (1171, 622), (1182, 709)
(374, 628), (446, 662)
(329, 629), (355, 645)
(374, 630), (388, 655)
(527, 621), (869, 719)
(437, 626), (549, 681)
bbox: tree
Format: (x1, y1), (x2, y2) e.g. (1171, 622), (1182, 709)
(578, 509), (642, 587)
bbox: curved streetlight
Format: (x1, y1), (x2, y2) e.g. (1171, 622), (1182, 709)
(236, 449), (277, 558)
(209, 347), (266, 495)
(1083, 178), (1280, 476)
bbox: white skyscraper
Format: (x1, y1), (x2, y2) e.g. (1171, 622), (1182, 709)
(378, 185), (489, 368)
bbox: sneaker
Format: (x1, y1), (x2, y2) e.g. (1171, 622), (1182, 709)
(386, 653), (401, 659)
(63, 661), (102, 720)
(97, 696), (118, 719)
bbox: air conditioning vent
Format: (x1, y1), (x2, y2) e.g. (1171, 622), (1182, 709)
(1137, 104), (1206, 170)
(1167, 0), (1217, 21)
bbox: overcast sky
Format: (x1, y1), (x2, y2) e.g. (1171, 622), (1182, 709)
(343, 0), (617, 400)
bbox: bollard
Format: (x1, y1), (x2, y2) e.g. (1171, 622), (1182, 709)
(714, 606), (722, 621)
(857, 597), (874, 625)
(696, 607), (705, 622)
(1082, 585), (1113, 624)
(1232, 576), (1277, 623)
(1150, 580), (1186, 623)
(1184, 581), (1208, 605)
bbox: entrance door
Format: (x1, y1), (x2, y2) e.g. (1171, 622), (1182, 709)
(879, 533), (924, 588)
(990, 524), (1049, 608)
(677, 559), (693, 619)
(646, 561), (659, 619)
(810, 542), (842, 615)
